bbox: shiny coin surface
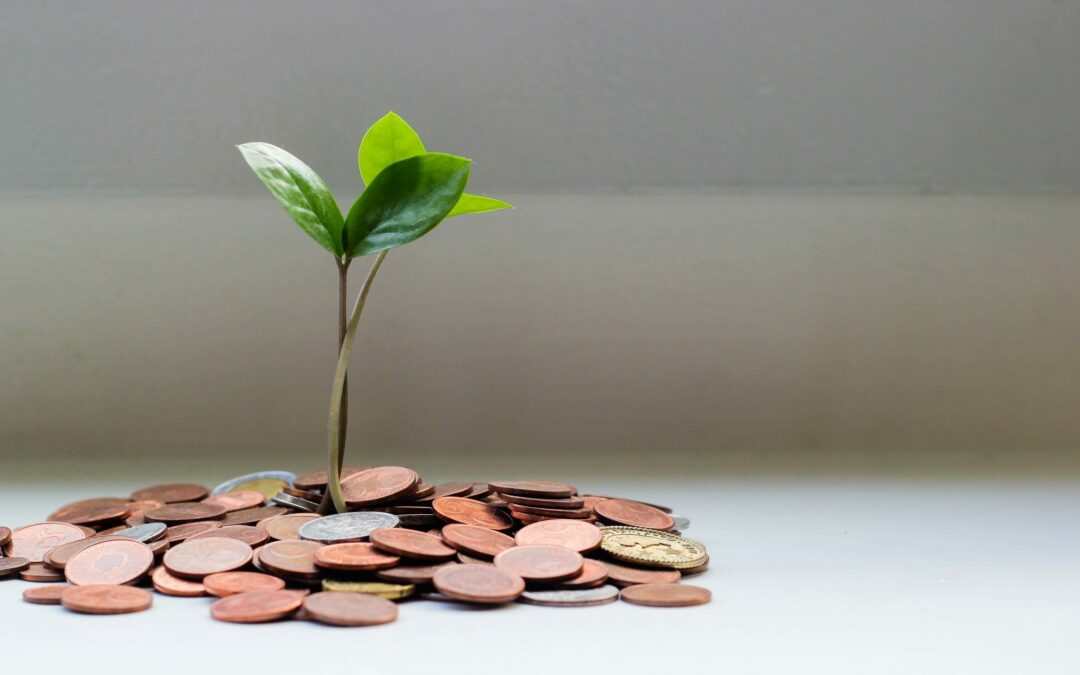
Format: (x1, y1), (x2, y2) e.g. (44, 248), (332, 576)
(21, 562), (66, 582)
(500, 493), (586, 510)
(188, 524), (269, 548)
(593, 499), (675, 530)
(432, 497), (513, 531)
(203, 571), (285, 597)
(369, 528), (456, 561)
(493, 545), (584, 582)
(620, 583), (711, 607)
(292, 465), (367, 491)
(43, 536), (127, 569)
(165, 520), (222, 544)
(341, 466), (419, 506)
(553, 559), (610, 589)
(221, 506), (287, 526)
(432, 564), (525, 604)
(163, 537), (253, 579)
(23, 584), (68, 605)
(46, 501), (129, 527)
(144, 503), (227, 525)
(303, 591), (398, 627)
(65, 539), (154, 586)
(6, 522), (86, 562)
(509, 504), (594, 519)
(489, 481), (576, 498)
(521, 584), (620, 607)
(258, 540), (324, 577)
(62, 584), (152, 614)
(271, 492), (320, 512)
(131, 483), (209, 504)
(440, 524), (516, 559)
(0, 557), (31, 576)
(600, 526), (707, 569)
(201, 490), (266, 513)
(111, 522), (167, 543)
(600, 559), (682, 586)
(375, 561), (458, 585)
(211, 471), (296, 498)
(259, 513), (319, 541)
(151, 566), (206, 597)
(321, 580), (415, 600)
(48, 497), (130, 523)
(210, 589), (306, 623)
(314, 543), (400, 571)
(515, 519), (602, 553)
(298, 512), (400, 544)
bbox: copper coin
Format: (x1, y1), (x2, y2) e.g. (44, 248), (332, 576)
(47, 501), (129, 527)
(258, 540), (324, 577)
(341, 466), (419, 506)
(163, 536), (253, 579)
(405, 483), (436, 500)
(620, 583), (711, 607)
(203, 571), (285, 597)
(189, 524), (269, 548)
(165, 520), (222, 544)
(510, 504), (594, 519)
(413, 482), (473, 503)
(466, 483), (493, 499)
(147, 537), (169, 557)
(48, 497), (130, 522)
(303, 591), (398, 627)
(488, 481), (576, 498)
(125, 500), (166, 517)
(457, 552), (495, 566)
(259, 513), (319, 541)
(552, 559), (609, 589)
(43, 535), (126, 569)
(201, 490), (266, 513)
(432, 497), (513, 531)
(5, 522), (86, 561)
(376, 561), (458, 584)
(64, 539), (154, 586)
(282, 486), (323, 502)
(440, 524), (516, 559)
(221, 506), (287, 526)
(593, 499), (675, 530)
(0, 557), (31, 576)
(600, 560), (681, 587)
(681, 554), (710, 576)
(500, 493), (586, 509)
(23, 584), (67, 605)
(432, 564), (525, 604)
(314, 543), (400, 571)
(21, 562), (66, 582)
(95, 524), (128, 536)
(62, 584), (152, 614)
(210, 589), (306, 623)
(76, 525), (97, 537)
(369, 528), (457, 561)
(292, 465), (367, 491)
(144, 502), (226, 525)
(124, 512), (146, 527)
(515, 520), (602, 553)
(494, 545), (584, 582)
(131, 483), (209, 503)
(0, 526), (11, 546)
(151, 566), (206, 597)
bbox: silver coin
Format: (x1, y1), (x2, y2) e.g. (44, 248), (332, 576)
(520, 584), (620, 607)
(111, 522), (167, 542)
(297, 512), (400, 544)
(669, 513), (690, 531)
(271, 492), (319, 513)
(211, 470), (297, 496)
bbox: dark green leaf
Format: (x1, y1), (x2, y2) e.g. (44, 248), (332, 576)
(448, 193), (513, 217)
(358, 112), (426, 186)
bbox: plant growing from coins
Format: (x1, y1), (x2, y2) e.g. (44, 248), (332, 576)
(239, 112), (511, 514)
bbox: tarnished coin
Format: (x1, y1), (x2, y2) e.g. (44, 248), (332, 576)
(432, 564), (525, 604)
(293, 465), (367, 491)
(144, 503), (227, 525)
(23, 585), (68, 605)
(521, 584), (620, 607)
(220, 506), (287, 527)
(369, 528), (456, 561)
(493, 545), (584, 582)
(553, 559), (610, 589)
(600, 526), (707, 569)
(376, 561), (458, 584)
(489, 481), (576, 498)
(203, 571), (285, 597)
(165, 520), (222, 544)
(210, 589), (306, 623)
(298, 512), (400, 544)
(48, 497), (130, 523)
(65, 539), (154, 586)
(188, 524), (269, 548)
(62, 584), (152, 614)
(201, 490), (266, 513)
(151, 566), (206, 597)
(0, 526), (11, 547)
(211, 471), (296, 498)
(259, 513), (319, 541)
(432, 497), (513, 531)
(515, 519), (602, 553)
(303, 591), (398, 627)
(163, 536), (253, 579)
(46, 500), (129, 527)
(321, 580), (415, 600)
(22, 562), (66, 582)
(500, 493), (586, 510)
(131, 483), (209, 504)
(600, 559), (681, 586)
(315, 543), (400, 571)
(5, 522), (86, 561)
(440, 524), (516, 559)
(341, 466), (419, 506)
(0, 557), (31, 576)
(43, 536), (127, 569)
(620, 583), (711, 607)
(593, 499), (675, 530)
(271, 492), (320, 512)
(111, 522), (167, 543)
(258, 540), (324, 577)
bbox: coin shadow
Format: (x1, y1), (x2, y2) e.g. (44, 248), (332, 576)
(404, 598), (517, 613)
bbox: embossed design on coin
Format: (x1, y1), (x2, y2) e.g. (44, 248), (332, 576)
(65, 539), (154, 586)
(432, 497), (513, 531)
(493, 545), (584, 582)
(620, 583), (711, 607)
(258, 540), (324, 577)
(600, 526), (707, 570)
(165, 520), (222, 544)
(61, 584), (153, 614)
(515, 519), (602, 552)
(369, 528), (457, 561)
(203, 571), (285, 597)
(131, 483), (209, 504)
(436, 524), (516, 559)
(303, 591), (398, 626)
(5, 522), (86, 561)
(521, 584), (620, 607)
(210, 590), (306, 623)
(432, 564), (525, 604)
(201, 490), (266, 513)
(259, 513), (319, 541)
(43, 536), (125, 569)
(593, 499), (675, 530)
(340, 466), (419, 506)
(163, 537), (253, 579)
(297, 512), (400, 544)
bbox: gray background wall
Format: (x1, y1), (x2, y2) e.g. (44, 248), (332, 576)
(2, 2), (1078, 481)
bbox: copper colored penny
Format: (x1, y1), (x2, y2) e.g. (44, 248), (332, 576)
(23, 585), (67, 605)
(258, 540), (324, 577)
(553, 559), (610, 589)
(0, 526), (11, 546)
(600, 560), (681, 587)
(151, 566), (206, 597)
(6, 522), (86, 561)
(341, 466), (419, 506)
(145, 502), (226, 525)
(376, 561), (458, 584)
(22, 562), (66, 582)
(221, 506), (287, 526)
(440, 524), (516, 559)
(61, 584), (152, 614)
(413, 482), (473, 503)
(201, 490), (266, 513)
(457, 552), (495, 566)
(210, 589), (306, 623)
(203, 571), (285, 597)
(314, 543), (400, 571)
(125, 500), (166, 517)
(189, 524), (269, 548)
(259, 514), (319, 541)
(43, 535), (128, 569)
(515, 519), (602, 553)
(369, 528), (456, 561)
(432, 497), (513, 531)
(163, 536), (253, 579)
(165, 520), (222, 544)
(500, 493), (586, 509)
(432, 564), (525, 604)
(65, 539), (154, 586)
(620, 583), (711, 607)
(293, 465), (367, 491)
(488, 481), (576, 498)
(48, 497), (130, 523)
(0, 557), (31, 576)
(510, 504), (593, 519)
(593, 499), (675, 530)
(47, 501), (129, 527)
(303, 591), (398, 627)
(493, 545), (584, 582)
(131, 483), (209, 504)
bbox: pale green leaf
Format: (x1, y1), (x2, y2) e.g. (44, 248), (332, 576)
(358, 112), (426, 186)
(448, 193), (513, 217)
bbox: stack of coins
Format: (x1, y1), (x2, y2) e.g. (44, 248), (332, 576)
(1, 467), (712, 624)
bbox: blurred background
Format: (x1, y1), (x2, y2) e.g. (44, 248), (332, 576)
(2, 0), (1078, 483)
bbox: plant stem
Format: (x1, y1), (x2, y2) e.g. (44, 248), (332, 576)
(317, 257), (351, 515)
(325, 250), (389, 514)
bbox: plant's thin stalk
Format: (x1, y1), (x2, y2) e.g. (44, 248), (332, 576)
(318, 257), (352, 515)
(326, 250), (389, 514)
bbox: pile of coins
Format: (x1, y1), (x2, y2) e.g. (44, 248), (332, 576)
(1, 467), (711, 625)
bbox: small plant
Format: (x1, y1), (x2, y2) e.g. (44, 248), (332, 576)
(239, 112), (511, 514)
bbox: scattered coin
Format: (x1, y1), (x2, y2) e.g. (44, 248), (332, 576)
(600, 526), (707, 570)
(23, 584), (68, 605)
(0, 526), (11, 547)
(314, 543), (400, 571)
(593, 499), (675, 530)
(303, 591), (398, 627)
(515, 519), (602, 553)
(65, 539), (154, 586)
(432, 564), (525, 604)
(203, 571), (285, 597)
(43, 536), (127, 569)
(271, 492), (320, 512)
(457, 551), (495, 566)
(341, 466), (419, 506)
(405, 483), (436, 500)
(48, 497), (130, 523)
(500, 493), (586, 509)
(220, 506), (287, 527)
(321, 580), (415, 600)
(5, 523), (86, 562)
(163, 537), (253, 579)
(62, 584), (153, 614)
(521, 584), (620, 607)
(681, 554), (710, 576)
(493, 545), (584, 583)
(0, 557), (31, 576)
(620, 583), (711, 607)
(210, 471), (296, 499)
(292, 465), (367, 491)
(552, 559), (610, 589)
(440, 524), (516, 559)
(111, 522), (168, 543)
(432, 497), (513, 531)
(375, 561), (458, 585)
(210, 590), (306, 623)
(144, 503), (227, 525)
(298, 512), (400, 544)
(151, 566), (206, 597)
(124, 500), (166, 518)
(165, 520), (222, 544)
(600, 559), (681, 586)
(412, 482), (473, 503)
(670, 513), (691, 531)
(369, 528), (457, 561)
(509, 504), (594, 519)
(201, 490), (266, 513)
(131, 483), (209, 504)
(21, 562), (66, 582)
(258, 540), (324, 578)
(188, 524), (269, 548)
(489, 481), (577, 498)
(46, 501), (129, 527)
(258, 513), (319, 541)
(282, 486), (324, 502)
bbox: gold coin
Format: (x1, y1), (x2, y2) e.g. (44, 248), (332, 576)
(599, 526), (707, 570)
(231, 479), (287, 500)
(321, 579), (415, 600)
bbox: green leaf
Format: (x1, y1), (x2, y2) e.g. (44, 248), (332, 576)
(358, 112), (426, 186)
(448, 193), (513, 217)
(238, 142), (345, 256)
(345, 153), (471, 258)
